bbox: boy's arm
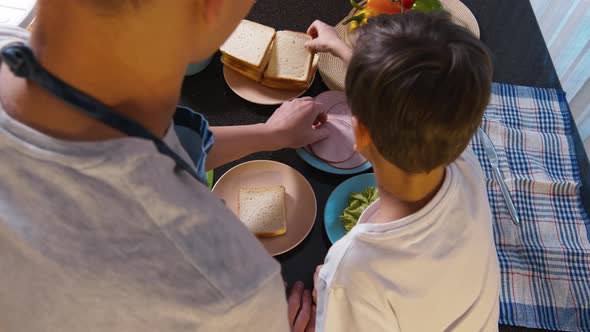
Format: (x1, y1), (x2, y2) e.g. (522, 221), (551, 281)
(206, 97), (329, 170)
(305, 20), (353, 66)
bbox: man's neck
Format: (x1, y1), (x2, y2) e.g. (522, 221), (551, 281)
(0, 4), (191, 141)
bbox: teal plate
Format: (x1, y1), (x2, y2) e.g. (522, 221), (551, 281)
(296, 148), (372, 175)
(324, 173), (376, 244)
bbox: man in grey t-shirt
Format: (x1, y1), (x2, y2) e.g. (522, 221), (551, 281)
(0, 1), (327, 331)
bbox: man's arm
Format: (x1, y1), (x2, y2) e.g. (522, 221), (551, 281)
(206, 97), (329, 170)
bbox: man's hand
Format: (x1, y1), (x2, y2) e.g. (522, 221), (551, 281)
(266, 97), (329, 149)
(305, 20), (353, 65)
(288, 281), (316, 332)
(207, 97), (328, 170)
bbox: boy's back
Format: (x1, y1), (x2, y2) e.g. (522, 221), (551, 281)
(316, 150), (499, 331)
(307, 11), (500, 332)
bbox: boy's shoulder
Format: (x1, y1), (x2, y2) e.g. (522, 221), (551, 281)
(452, 147), (490, 202)
(320, 230), (384, 291)
(323, 148), (491, 288)
(456, 147), (484, 174)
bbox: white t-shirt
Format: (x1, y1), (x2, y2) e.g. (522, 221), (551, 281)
(0, 26), (289, 332)
(315, 150), (500, 332)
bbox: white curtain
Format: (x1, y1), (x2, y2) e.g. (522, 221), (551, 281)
(530, 0), (590, 151)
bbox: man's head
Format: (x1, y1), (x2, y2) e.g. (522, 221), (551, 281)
(39, 0), (256, 63)
(19, 0), (256, 136)
(346, 12), (492, 174)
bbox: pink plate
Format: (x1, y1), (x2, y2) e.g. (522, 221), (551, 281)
(310, 118), (355, 163)
(212, 160), (317, 256)
(223, 66), (310, 105)
(329, 152), (367, 170)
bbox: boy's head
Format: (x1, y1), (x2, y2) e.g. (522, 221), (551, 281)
(346, 12), (492, 173)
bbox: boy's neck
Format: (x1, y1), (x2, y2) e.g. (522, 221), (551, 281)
(371, 159), (446, 224)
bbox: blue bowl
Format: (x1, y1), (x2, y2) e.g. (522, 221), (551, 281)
(296, 148), (372, 175)
(185, 56), (213, 76)
(324, 173), (376, 244)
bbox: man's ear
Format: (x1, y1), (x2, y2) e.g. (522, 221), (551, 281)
(202, 0), (224, 24)
(351, 116), (372, 152)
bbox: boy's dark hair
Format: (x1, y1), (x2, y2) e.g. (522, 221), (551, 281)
(346, 11), (493, 173)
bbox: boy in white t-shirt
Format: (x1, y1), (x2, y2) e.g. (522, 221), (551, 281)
(305, 12), (500, 331)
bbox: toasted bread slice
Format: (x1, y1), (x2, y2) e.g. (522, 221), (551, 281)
(239, 186), (287, 238)
(220, 20), (276, 69)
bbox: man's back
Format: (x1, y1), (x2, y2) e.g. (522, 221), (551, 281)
(0, 107), (289, 332)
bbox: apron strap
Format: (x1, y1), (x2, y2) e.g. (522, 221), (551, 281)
(1, 42), (204, 184)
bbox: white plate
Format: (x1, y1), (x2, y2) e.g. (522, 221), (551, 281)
(223, 66), (312, 105)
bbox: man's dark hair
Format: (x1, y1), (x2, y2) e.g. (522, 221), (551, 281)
(346, 11), (493, 173)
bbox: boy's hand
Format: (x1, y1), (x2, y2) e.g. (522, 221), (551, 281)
(266, 97), (329, 149)
(305, 20), (353, 65)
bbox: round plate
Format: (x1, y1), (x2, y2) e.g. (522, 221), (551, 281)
(324, 173), (377, 243)
(318, 0), (480, 91)
(296, 147), (372, 175)
(223, 66), (312, 105)
(212, 160), (317, 256)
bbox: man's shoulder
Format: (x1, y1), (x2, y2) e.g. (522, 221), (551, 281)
(124, 166), (282, 305)
(0, 143), (280, 311)
(0, 25), (29, 49)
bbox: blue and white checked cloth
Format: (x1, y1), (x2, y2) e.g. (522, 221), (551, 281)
(470, 83), (590, 331)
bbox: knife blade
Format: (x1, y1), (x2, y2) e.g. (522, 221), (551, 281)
(478, 128), (520, 225)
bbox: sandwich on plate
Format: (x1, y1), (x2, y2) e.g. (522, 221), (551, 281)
(220, 19), (276, 82)
(261, 30), (318, 90)
(220, 20), (318, 90)
(238, 185), (287, 237)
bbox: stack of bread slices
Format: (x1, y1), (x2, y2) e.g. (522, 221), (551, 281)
(220, 20), (318, 91)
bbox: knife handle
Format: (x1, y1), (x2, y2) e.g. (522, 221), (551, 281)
(492, 167), (520, 225)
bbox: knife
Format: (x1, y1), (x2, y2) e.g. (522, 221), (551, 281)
(478, 128), (520, 225)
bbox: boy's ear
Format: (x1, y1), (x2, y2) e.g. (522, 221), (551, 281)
(352, 116), (372, 152)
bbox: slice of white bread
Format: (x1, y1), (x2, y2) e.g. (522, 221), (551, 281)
(221, 39), (275, 82)
(262, 31), (314, 88)
(220, 20), (276, 69)
(239, 186), (287, 238)
(261, 54), (319, 90)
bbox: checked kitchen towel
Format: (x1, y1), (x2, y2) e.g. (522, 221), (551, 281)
(470, 83), (590, 331)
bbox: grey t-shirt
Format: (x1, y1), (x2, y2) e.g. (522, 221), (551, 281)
(0, 26), (289, 332)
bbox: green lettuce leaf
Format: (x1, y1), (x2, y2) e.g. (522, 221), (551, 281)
(339, 187), (379, 233)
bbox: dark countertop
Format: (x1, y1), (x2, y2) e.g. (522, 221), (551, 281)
(180, 1), (589, 331)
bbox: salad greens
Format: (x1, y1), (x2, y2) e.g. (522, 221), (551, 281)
(339, 187), (380, 233)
